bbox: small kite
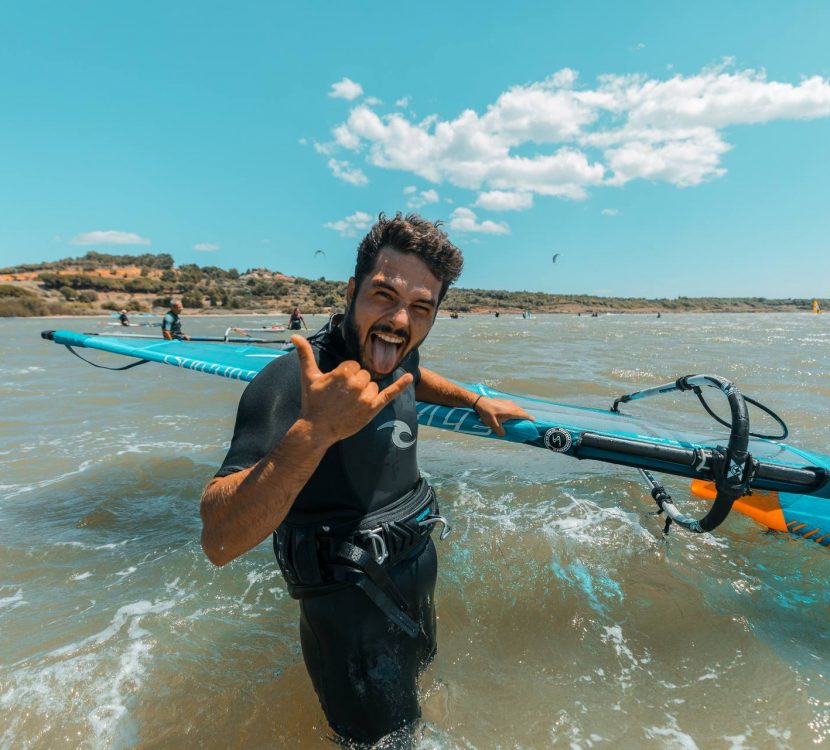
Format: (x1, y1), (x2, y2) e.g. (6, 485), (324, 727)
(552, 253), (560, 263)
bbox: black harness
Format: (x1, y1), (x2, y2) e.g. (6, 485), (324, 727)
(274, 477), (450, 637)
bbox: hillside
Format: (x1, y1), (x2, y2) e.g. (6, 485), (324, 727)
(0, 251), (824, 317)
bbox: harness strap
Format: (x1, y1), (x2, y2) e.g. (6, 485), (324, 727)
(329, 541), (420, 638)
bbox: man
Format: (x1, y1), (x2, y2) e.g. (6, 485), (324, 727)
(200, 213), (530, 746)
(161, 300), (189, 340)
(118, 309), (130, 326)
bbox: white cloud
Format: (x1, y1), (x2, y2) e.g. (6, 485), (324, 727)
(327, 158), (369, 186)
(406, 188), (440, 209)
(395, 96), (411, 109)
(329, 77), (363, 101)
(324, 211), (373, 237)
(333, 124), (360, 150)
(475, 190), (533, 211)
(403, 185), (417, 194)
(298, 137), (308, 145)
(319, 62), (830, 201)
(448, 207), (510, 235)
(193, 242), (220, 252)
(70, 230), (150, 246)
(314, 141), (336, 156)
(364, 96), (382, 106)
(601, 208), (620, 216)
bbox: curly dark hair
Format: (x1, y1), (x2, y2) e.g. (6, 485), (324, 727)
(354, 212), (463, 302)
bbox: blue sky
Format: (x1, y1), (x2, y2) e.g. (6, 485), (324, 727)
(2, 1), (829, 298)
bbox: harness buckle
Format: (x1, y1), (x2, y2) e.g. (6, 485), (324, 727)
(358, 528), (389, 565)
(419, 515), (452, 540)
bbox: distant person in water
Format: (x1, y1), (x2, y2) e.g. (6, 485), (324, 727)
(118, 310), (130, 326)
(288, 307), (307, 331)
(161, 300), (190, 341)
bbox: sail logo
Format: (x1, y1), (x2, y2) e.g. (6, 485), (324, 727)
(378, 420), (416, 449)
(415, 403), (493, 435)
(544, 427), (573, 453)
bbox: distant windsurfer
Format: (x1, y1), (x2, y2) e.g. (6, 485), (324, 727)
(200, 212), (531, 746)
(161, 300), (189, 341)
(118, 310), (130, 326)
(288, 307), (307, 330)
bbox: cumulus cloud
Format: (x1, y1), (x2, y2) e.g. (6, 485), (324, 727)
(314, 141), (336, 156)
(406, 188), (440, 209)
(319, 62), (830, 202)
(324, 210), (373, 237)
(329, 77), (363, 100)
(70, 230), (150, 246)
(193, 242), (220, 252)
(475, 190), (533, 211)
(448, 207), (510, 235)
(327, 158), (368, 186)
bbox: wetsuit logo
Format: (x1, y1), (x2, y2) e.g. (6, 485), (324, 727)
(378, 420), (416, 449)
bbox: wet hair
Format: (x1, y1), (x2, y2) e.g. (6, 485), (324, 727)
(354, 212), (463, 302)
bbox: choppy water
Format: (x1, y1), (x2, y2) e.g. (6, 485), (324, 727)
(1, 313), (829, 749)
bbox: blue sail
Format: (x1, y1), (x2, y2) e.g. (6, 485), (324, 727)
(42, 329), (830, 545)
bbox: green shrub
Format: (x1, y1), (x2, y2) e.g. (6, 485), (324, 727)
(0, 284), (38, 298)
(181, 291), (203, 308)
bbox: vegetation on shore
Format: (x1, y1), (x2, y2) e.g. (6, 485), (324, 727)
(0, 251), (824, 317)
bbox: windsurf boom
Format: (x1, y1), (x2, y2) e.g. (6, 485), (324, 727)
(41, 329), (830, 546)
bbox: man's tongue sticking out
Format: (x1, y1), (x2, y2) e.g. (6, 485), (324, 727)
(369, 331), (403, 376)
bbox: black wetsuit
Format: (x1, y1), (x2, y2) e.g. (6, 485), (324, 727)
(161, 311), (183, 339)
(289, 312), (304, 330)
(118, 312), (129, 326)
(217, 317), (437, 744)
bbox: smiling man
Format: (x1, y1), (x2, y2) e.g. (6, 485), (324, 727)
(200, 213), (529, 746)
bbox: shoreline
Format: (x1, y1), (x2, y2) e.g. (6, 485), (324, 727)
(7, 306), (823, 321)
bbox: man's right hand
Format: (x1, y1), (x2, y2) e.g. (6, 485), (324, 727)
(292, 335), (413, 445)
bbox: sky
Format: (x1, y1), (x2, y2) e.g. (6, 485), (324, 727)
(1, 1), (829, 298)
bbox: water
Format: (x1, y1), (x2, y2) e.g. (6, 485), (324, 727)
(1, 313), (829, 749)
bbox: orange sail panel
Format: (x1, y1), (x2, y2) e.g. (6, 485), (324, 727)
(690, 480), (788, 532)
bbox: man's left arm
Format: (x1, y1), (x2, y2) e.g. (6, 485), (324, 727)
(415, 367), (533, 437)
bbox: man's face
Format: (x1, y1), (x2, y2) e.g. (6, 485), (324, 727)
(172, 303), (182, 314)
(343, 247), (442, 379)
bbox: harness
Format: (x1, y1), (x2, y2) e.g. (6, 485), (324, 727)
(274, 477), (451, 638)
